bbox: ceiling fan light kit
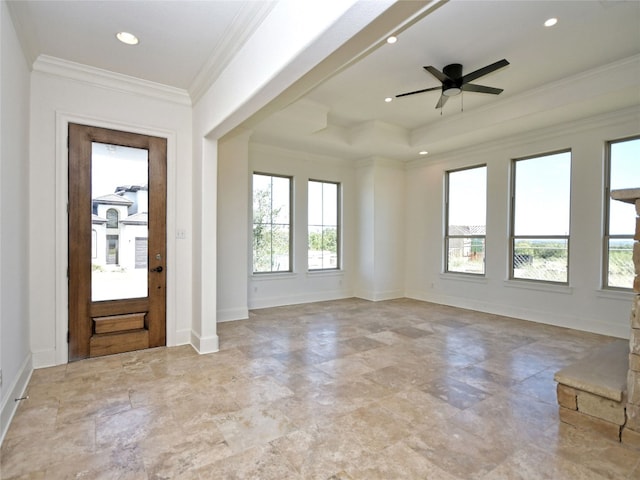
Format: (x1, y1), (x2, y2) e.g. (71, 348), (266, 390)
(396, 59), (509, 110)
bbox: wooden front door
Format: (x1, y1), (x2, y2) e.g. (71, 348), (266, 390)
(68, 123), (167, 361)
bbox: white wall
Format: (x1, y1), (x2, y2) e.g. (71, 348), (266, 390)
(29, 64), (193, 367)
(246, 143), (356, 309)
(119, 223), (147, 270)
(1, 0), (32, 442)
(405, 107), (639, 339)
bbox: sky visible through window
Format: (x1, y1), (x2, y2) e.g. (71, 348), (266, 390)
(308, 181), (338, 226)
(514, 151), (571, 236)
(610, 138), (640, 235)
(448, 166), (486, 230)
(91, 143), (148, 198)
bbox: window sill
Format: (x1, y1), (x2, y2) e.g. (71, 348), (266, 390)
(307, 269), (344, 278)
(503, 279), (573, 295)
(439, 273), (488, 284)
(251, 272), (297, 281)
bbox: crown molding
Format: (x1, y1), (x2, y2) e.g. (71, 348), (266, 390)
(406, 105), (640, 169)
(189, 1), (276, 104)
(32, 55), (192, 106)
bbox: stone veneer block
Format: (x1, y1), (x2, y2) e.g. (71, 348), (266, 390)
(611, 188), (640, 205)
(633, 297), (640, 329)
(635, 218), (640, 241)
(634, 242), (640, 273)
(557, 384), (577, 410)
(634, 275), (640, 294)
(554, 339), (629, 402)
(627, 403), (640, 432)
(628, 370), (640, 404)
(631, 329), (640, 356)
(576, 391), (626, 425)
(622, 427), (640, 449)
(630, 353), (640, 372)
(559, 407), (621, 442)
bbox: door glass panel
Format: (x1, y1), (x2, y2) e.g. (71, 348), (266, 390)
(91, 142), (149, 301)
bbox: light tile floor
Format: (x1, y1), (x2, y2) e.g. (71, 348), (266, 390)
(2, 298), (639, 479)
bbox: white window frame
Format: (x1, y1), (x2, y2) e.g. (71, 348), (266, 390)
(510, 150), (572, 284)
(252, 172), (293, 274)
(308, 179), (341, 271)
(603, 136), (639, 290)
(444, 165), (487, 276)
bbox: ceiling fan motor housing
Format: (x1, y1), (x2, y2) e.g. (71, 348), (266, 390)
(442, 63), (463, 96)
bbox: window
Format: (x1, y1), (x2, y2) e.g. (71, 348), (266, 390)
(252, 173), (292, 273)
(445, 166), (486, 275)
(604, 137), (640, 289)
(106, 208), (119, 228)
(511, 150), (571, 283)
(91, 229), (97, 259)
(308, 180), (340, 270)
(106, 235), (119, 265)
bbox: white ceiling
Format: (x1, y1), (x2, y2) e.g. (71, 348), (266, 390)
(310, 1), (639, 129)
(7, 0), (640, 160)
(7, 0), (274, 99)
(251, 0), (640, 160)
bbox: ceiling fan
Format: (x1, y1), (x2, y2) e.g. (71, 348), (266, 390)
(396, 59), (509, 109)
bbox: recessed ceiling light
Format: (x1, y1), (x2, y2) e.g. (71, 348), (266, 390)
(386, 36), (397, 44)
(419, 150), (428, 156)
(116, 31), (139, 45)
(544, 18), (558, 27)
(384, 97), (393, 103)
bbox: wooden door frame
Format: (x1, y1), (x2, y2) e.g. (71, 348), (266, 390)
(67, 123), (167, 361)
(45, 114), (177, 367)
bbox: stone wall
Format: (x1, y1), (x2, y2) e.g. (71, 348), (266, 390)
(611, 188), (640, 447)
(623, 191), (640, 447)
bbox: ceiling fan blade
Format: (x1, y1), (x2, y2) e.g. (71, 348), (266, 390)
(435, 95), (448, 109)
(461, 83), (504, 95)
(423, 66), (450, 83)
(461, 59), (509, 84)
(395, 86), (441, 98)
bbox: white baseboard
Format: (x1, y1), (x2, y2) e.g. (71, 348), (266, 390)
(217, 307), (249, 323)
(405, 289), (630, 339)
(190, 331), (219, 354)
(1, 354), (33, 446)
(354, 289), (404, 302)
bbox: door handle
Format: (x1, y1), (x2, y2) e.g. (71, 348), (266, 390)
(150, 266), (163, 273)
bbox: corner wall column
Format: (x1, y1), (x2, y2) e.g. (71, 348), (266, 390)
(354, 157), (405, 301)
(191, 136), (219, 353)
